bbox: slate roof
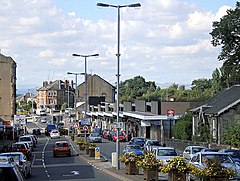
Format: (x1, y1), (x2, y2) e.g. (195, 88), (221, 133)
(192, 85), (240, 116)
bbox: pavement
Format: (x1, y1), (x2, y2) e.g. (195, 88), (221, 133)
(67, 136), (168, 181)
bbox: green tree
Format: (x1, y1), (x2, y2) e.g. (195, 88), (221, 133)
(210, 2), (240, 87)
(173, 111), (192, 140)
(222, 124), (240, 149)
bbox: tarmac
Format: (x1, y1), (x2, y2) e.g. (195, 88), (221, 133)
(0, 136), (168, 181)
(67, 136), (168, 181)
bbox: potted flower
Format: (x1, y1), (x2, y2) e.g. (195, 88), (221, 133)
(88, 143), (96, 157)
(84, 142), (90, 154)
(190, 159), (237, 181)
(119, 152), (143, 175)
(160, 156), (192, 181)
(76, 139), (85, 150)
(136, 151), (162, 180)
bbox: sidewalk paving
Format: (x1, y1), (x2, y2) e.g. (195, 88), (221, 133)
(67, 136), (168, 181)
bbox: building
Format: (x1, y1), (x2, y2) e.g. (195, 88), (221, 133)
(0, 53), (17, 120)
(77, 74), (115, 103)
(191, 85), (240, 144)
(36, 80), (74, 110)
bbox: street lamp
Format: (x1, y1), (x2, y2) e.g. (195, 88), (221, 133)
(97, 2), (141, 170)
(72, 53), (99, 118)
(67, 72), (84, 113)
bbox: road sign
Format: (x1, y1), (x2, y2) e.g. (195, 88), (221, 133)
(167, 110), (175, 116)
(83, 125), (88, 131)
(73, 122), (79, 128)
(95, 147), (100, 160)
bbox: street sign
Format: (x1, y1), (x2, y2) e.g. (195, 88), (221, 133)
(167, 110), (175, 116)
(14, 115), (26, 125)
(115, 122), (123, 129)
(73, 122), (79, 128)
(83, 125), (88, 131)
(95, 147), (100, 160)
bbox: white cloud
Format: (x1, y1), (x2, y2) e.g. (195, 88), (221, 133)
(0, 0), (235, 88)
(39, 49), (54, 57)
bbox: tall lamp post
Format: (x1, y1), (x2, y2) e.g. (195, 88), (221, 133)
(97, 2), (141, 170)
(72, 53), (99, 118)
(67, 72), (84, 118)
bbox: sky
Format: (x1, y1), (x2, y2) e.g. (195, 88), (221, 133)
(0, 0), (238, 93)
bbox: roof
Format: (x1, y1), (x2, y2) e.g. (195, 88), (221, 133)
(191, 85), (240, 116)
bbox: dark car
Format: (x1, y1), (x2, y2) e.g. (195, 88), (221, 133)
(219, 149), (240, 163)
(45, 124), (57, 136)
(32, 128), (41, 135)
(129, 137), (146, 148)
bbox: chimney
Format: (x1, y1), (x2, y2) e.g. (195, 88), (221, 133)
(43, 81), (48, 88)
(64, 80), (68, 89)
(71, 80), (74, 89)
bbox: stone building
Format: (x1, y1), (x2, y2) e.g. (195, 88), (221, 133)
(36, 80), (74, 110)
(191, 85), (240, 144)
(0, 53), (17, 120)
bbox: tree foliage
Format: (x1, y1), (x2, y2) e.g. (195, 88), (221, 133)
(222, 124), (240, 149)
(210, 2), (240, 87)
(173, 111), (192, 140)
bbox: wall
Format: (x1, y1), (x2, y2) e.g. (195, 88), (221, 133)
(0, 54), (16, 120)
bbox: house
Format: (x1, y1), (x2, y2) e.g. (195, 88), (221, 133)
(191, 85), (240, 144)
(0, 53), (17, 120)
(36, 80), (74, 110)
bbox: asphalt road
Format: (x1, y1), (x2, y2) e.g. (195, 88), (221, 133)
(27, 122), (121, 181)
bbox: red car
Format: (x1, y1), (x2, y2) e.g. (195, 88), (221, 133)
(53, 141), (71, 157)
(11, 143), (32, 158)
(112, 131), (126, 142)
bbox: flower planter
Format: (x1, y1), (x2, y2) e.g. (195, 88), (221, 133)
(168, 171), (186, 181)
(210, 177), (228, 181)
(89, 148), (95, 157)
(144, 167), (158, 181)
(79, 144), (85, 150)
(125, 162), (139, 175)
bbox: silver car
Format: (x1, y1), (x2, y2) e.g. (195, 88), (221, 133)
(0, 152), (32, 178)
(187, 152), (240, 181)
(88, 133), (102, 143)
(153, 147), (178, 165)
(183, 146), (207, 161)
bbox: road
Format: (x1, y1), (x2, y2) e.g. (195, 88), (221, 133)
(27, 121), (121, 181)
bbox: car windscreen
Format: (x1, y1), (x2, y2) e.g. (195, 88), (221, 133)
(157, 149), (178, 156)
(19, 137), (31, 142)
(225, 150), (240, 158)
(127, 145), (141, 150)
(1, 155), (20, 162)
(91, 133), (100, 137)
(202, 154), (233, 163)
(149, 141), (161, 146)
(56, 143), (68, 147)
(0, 167), (18, 181)
(193, 147), (204, 154)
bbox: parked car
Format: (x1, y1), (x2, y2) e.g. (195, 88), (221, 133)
(129, 137), (146, 149)
(25, 134), (38, 146)
(18, 135), (35, 149)
(53, 141), (71, 157)
(45, 124), (57, 136)
(200, 148), (219, 152)
(153, 147), (178, 165)
(50, 129), (60, 139)
(15, 142), (32, 153)
(187, 152), (240, 181)
(0, 156), (25, 181)
(11, 143), (31, 158)
(88, 132), (102, 143)
(144, 140), (162, 152)
(183, 146), (207, 161)
(112, 131), (126, 142)
(219, 149), (240, 163)
(123, 144), (144, 155)
(32, 128), (41, 135)
(0, 152), (32, 178)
